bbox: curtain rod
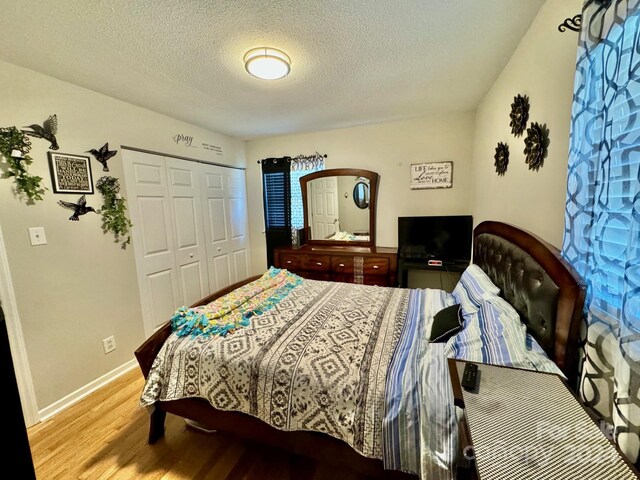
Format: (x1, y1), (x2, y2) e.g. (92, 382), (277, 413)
(257, 152), (327, 164)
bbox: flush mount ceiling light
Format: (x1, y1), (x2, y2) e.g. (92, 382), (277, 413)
(244, 47), (291, 80)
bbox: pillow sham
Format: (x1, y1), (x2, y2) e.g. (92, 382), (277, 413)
(429, 303), (463, 343)
(452, 264), (500, 313)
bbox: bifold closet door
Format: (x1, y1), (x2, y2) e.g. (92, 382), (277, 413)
(123, 150), (181, 335)
(201, 164), (250, 291)
(165, 157), (209, 308)
(124, 150), (251, 338)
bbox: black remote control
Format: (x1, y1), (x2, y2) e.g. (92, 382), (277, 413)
(461, 362), (478, 391)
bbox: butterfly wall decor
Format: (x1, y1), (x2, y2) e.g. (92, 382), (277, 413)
(87, 143), (117, 172)
(21, 114), (59, 150)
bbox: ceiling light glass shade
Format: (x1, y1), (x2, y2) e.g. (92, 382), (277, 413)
(244, 47), (291, 80)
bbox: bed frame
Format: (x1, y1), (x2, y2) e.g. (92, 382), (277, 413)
(134, 221), (585, 479)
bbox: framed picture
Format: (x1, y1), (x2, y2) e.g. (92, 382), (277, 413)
(48, 152), (94, 194)
(410, 161), (453, 190)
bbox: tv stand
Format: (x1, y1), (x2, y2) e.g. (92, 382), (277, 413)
(398, 257), (468, 288)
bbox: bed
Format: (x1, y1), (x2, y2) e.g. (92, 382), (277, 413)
(135, 221), (585, 479)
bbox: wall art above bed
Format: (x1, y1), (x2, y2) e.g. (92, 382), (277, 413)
(523, 122), (550, 171)
(509, 94), (530, 137)
(494, 142), (509, 176)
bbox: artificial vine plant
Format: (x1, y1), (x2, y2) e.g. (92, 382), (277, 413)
(0, 126), (46, 202)
(95, 176), (133, 249)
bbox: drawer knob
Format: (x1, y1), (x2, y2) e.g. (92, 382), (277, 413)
(316, 262), (322, 266)
(338, 263), (345, 267)
(373, 265), (379, 269)
(286, 260), (292, 264)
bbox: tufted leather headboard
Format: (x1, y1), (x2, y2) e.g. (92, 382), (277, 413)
(473, 221), (585, 386)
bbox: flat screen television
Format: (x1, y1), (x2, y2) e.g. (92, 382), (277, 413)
(398, 215), (473, 263)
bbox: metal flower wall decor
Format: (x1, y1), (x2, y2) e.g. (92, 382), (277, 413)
(509, 94), (530, 137)
(523, 122), (550, 171)
(494, 142), (510, 176)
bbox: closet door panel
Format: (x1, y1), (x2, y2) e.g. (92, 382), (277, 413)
(166, 158), (209, 306)
(226, 168), (250, 283)
(123, 150), (180, 335)
(202, 164), (233, 290)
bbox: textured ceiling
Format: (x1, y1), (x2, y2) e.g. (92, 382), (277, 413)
(0, 0), (544, 139)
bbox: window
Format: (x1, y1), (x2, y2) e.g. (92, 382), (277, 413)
(563, 11), (640, 331)
(260, 154), (324, 266)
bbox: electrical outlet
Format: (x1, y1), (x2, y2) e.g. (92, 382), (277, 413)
(102, 335), (116, 354)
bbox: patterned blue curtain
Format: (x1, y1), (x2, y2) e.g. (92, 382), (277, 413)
(290, 154), (325, 229)
(562, 0), (640, 467)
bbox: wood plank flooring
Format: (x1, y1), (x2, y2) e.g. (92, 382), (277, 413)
(27, 368), (376, 480)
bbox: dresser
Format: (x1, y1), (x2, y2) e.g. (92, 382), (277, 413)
(274, 245), (398, 287)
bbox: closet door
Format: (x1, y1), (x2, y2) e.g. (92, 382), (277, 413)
(123, 150), (181, 335)
(123, 150), (251, 338)
(165, 157), (209, 307)
(201, 164), (250, 290)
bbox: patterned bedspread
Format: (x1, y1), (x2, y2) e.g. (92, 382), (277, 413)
(140, 278), (409, 459)
(141, 273), (562, 479)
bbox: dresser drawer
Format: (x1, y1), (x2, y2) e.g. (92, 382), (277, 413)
(363, 257), (390, 275)
(331, 256), (390, 275)
(331, 256), (354, 273)
(279, 254), (301, 270)
(300, 255), (331, 272)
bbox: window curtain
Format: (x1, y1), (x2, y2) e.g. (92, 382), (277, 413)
(562, 0), (640, 467)
(290, 153), (325, 229)
(261, 158), (291, 268)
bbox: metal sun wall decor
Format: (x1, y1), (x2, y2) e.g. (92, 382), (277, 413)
(494, 142), (510, 176)
(58, 194), (97, 221)
(523, 122), (550, 171)
(87, 142), (117, 172)
(509, 94), (530, 137)
(21, 114), (59, 150)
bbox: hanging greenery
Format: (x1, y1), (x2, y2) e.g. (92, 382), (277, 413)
(95, 176), (133, 249)
(0, 126), (46, 202)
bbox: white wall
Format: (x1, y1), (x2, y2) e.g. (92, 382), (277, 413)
(0, 60), (246, 411)
(471, 0), (582, 248)
(245, 112), (475, 273)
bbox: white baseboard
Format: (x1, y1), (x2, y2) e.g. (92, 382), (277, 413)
(38, 359), (138, 422)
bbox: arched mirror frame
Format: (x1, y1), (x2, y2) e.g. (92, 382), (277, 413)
(301, 168), (379, 247)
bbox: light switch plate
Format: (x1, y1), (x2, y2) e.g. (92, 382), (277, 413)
(28, 227), (47, 246)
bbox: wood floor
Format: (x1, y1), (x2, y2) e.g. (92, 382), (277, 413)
(27, 367), (377, 480)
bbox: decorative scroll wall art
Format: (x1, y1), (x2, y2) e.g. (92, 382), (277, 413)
(523, 122), (550, 171)
(509, 94), (530, 137)
(48, 152), (94, 194)
(21, 114), (59, 150)
(410, 161), (453, 189)
(494, 142), (510, 176)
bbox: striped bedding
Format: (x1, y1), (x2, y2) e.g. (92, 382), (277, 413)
(382, 287), (562, 479)
(140, 272), (561, 480)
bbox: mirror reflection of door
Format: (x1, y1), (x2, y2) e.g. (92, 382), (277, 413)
(310, 176), (338, 239)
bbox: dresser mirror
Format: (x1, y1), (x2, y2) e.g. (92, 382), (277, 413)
(301, 168), (379, 247)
